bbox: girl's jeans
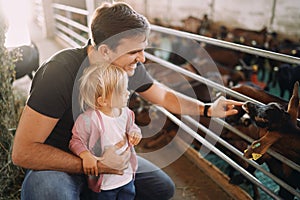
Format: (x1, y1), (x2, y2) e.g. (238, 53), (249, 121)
(94, 180), (135, 200)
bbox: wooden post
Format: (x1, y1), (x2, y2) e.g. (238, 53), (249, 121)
(40, 0), (55, 38)
(85, 0), (95, 39)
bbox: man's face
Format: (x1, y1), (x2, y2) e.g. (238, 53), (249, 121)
(110, 36), (148, 76)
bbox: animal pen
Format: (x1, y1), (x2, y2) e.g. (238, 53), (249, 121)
(145, 25), (300, 200)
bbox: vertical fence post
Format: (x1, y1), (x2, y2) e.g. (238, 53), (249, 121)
(269, 0), (277, 31)
(144, 0), (148, 18)
(85, 0), (95, 39)
(40, 0), (55, 38)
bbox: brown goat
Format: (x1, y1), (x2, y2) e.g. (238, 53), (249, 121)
(242, 82), (300, 200)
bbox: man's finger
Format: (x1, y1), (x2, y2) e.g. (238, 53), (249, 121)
(120, 147), (131, 164)
(225, 109), (239, 116)
(224, 99), (244, 106)
(98, 161), (124, 175)
(115, 139), (126, 149)
(94, 167), (98, 176)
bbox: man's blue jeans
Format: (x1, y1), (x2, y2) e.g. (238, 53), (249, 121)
(21, 156), (175, 200)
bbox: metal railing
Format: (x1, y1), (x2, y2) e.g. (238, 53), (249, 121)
(156, 106), (286, 200)
(151, 24), (300, 65)
(145, 52), (300, 199)
(52, 3), (89, 47)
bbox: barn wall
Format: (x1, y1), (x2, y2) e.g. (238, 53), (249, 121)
(119, 0), (300, 41)
(272, 0), (300, 39)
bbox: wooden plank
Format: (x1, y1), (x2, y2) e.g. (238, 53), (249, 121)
(173, 137), (253, 200)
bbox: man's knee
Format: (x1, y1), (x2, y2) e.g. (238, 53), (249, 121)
(165, 178), (175, 198)
(21, 170), (84, 200)
(154, 174), (175, 199)
(135, 169), (175, 200)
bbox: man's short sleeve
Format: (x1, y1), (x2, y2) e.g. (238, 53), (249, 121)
(27, 61), (73, 118)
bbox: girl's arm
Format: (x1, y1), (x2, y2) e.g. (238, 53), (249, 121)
(126, 108), (142, 145)
(79, 150), (99, 176)
(69, 113), (91, 156)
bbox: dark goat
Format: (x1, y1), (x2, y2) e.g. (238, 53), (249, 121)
(272, 40), (300, 97)
(231, 27), (268, 47)
(276, 64), (300, 99)
(243, 82), (300, 200)
(225, 83), (300, 199)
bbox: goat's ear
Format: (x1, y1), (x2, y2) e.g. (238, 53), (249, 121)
(287, 81), (299, 124)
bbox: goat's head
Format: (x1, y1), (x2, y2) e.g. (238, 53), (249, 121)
(242, 102), (290, 131)
(241, 102), (287, 160)
(242, 81), (300, 160)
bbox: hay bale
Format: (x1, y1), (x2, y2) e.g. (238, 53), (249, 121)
(0, 128), (25, 200)
(0, 7), (25, 200)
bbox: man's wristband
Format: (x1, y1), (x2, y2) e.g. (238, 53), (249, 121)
(203, 103), (212, 117)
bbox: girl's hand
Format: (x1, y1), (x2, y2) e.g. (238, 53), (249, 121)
(80, 151), (98, 176)
(127, 131), (142, 145)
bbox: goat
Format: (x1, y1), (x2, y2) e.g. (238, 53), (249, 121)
(242, 81), (300, 200)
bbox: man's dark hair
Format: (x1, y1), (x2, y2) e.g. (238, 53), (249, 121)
(91, 2), (150, 50)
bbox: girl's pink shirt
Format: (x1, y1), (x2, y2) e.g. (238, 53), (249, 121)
(69, 107), (140, 191)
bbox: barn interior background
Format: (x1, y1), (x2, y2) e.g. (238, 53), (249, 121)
(122, 0), (300, 41)
(51, 0), (300, 41)
(0, 0), (300, 199)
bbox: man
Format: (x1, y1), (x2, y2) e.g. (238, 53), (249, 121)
(12, 2), (243, 199)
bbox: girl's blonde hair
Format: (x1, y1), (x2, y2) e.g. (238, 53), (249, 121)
(79, 63), (128, 111)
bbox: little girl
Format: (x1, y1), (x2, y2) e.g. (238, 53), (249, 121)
(69, 64), (142, 200)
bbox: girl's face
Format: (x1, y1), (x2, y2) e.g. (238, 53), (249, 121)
(110, 88), (130, 108)
(107, 76), (130, 109)
(110, 36), (148, 77)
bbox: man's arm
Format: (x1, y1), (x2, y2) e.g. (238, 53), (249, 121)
(12, 105), (84, 173)
(12, 105), (129, 174)
(139, 81), (243, 117)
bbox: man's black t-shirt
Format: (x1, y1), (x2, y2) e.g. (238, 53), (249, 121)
(27, 41), (153, 152)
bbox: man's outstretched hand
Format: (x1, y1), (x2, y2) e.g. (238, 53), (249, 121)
(209, 96), (244, 118)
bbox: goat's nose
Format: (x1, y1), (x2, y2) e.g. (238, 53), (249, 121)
(241, 114), (251, 126)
